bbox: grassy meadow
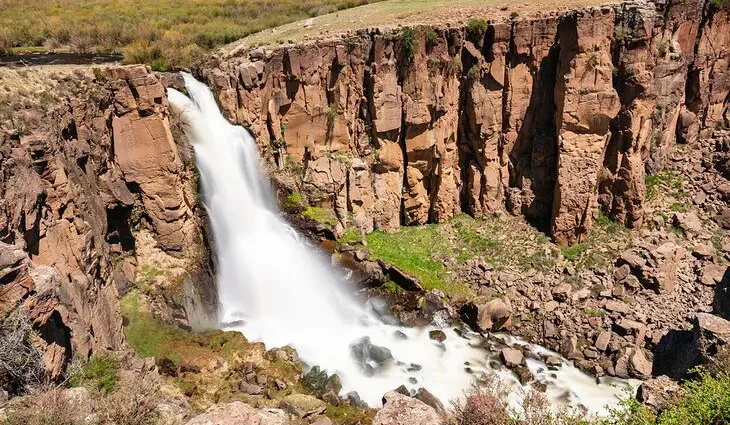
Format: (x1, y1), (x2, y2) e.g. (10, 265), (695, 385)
(0, 0), (381, 68)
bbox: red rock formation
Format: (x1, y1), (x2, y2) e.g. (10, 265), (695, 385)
(0, 65), (209, 381)
(205, 0), (729, 245)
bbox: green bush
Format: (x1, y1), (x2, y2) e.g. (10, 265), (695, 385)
(68, 355), (120, 394)
(400, 26), (418, 61)
(467, 19), (489, 35)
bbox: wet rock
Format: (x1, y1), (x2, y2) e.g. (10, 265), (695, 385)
(373, 391), (441, 425)
(279, 394), (326, 418)
(186, 402), (290, 425)
(346, 391), (367, 408)
(303, 366), (341, 397)
(514, 365), (533, 384)
(545, 356), (562, 368)
(351, 337), (393, 368)
(637, 376), (682, 411)
(500, 348), (524, 368)
(429, 330), (446, 343)
(393, 385), (411, 396)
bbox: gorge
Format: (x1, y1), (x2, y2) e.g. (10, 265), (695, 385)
(1, 0), (729, 424)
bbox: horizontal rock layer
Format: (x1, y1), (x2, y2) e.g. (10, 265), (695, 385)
(204, 0), (729, 245)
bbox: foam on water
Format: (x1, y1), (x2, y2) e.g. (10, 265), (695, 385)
(167, 73), (637, 414)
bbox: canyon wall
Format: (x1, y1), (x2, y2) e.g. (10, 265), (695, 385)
(204, 0), (729, 245)
(0, 65), (214, 383)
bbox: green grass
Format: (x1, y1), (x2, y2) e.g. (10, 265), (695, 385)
(585, 308), (606, 317)
(302, 206), (337, 226)
(366, 224), (455, 293)
(0, 0), (383, 67)
(337, 228), (362, 245)
(68, 355), (119, 394)
(603, 367), (730, 425)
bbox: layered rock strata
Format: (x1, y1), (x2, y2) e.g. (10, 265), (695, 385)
(204, 0), (730, 244)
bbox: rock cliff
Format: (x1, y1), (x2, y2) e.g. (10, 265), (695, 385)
(203, 0), (729, 245)
(0, 65), (214, 382)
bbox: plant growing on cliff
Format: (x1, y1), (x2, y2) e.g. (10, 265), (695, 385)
(467, 19), (489, 36)
(399, 26), (418, 62)
(710, 0), (728, 9)
(0, 311), (46, 395)
(615, 25), (632, 41)
(587, 52), (599, 69)
(424, 27), (439, 50)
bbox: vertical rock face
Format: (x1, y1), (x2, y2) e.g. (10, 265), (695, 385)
(207, 0), (729, 245)
(0, 65), (210, 381)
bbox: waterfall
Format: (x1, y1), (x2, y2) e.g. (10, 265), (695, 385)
(167, 74), (635, 414)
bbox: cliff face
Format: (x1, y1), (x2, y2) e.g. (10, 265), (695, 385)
(204, 0), (729, 245)
(0, 65), (213, 382)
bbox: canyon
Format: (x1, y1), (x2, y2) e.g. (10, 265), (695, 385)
(0, 0), (729, 423)
(204, 0), (729, 245)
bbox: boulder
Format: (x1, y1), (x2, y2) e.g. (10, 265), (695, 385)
(186, 402), (290, 425)
(614, 347), (651, 379)
(278, 394), (326, 418)
(350, 337), (393, 370)
(373, 391), (441, 425)
(499, 348), (524, 368)
(637, 376), (682, 411)
(672, 212), (703, 236)
(460, 297), (512, 332)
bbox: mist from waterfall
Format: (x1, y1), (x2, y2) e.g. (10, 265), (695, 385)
(167, 73), (635, 414)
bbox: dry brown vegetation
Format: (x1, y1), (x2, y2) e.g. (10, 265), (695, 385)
(0, 0), (381, 69)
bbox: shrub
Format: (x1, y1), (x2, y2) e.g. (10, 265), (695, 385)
(121, 40), (161, 65)
(452, 377), (509, 425)
(0, 311), (46, 396)
(0, 389), (78, 425)
(96, 378), (160, 425)
(467, 19), (489, 35)
(400, 26), (418, 61)
(453, 390), (509, 425)
(68, 355), (119, 394)
(424, 27), (438, 49)
(709, 0), (728, 8)
(158, 30), (206, 69)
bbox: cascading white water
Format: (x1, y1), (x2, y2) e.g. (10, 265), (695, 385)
(168, 74), (636, 415)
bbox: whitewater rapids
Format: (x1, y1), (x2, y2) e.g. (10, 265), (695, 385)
(167, 73), (636, 415)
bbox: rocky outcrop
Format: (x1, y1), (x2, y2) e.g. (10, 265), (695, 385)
(372, 391), (443, 425)
(0, 65), (214, 384)
(204, 0), (730, 245)
(186, 402), (290, 425)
